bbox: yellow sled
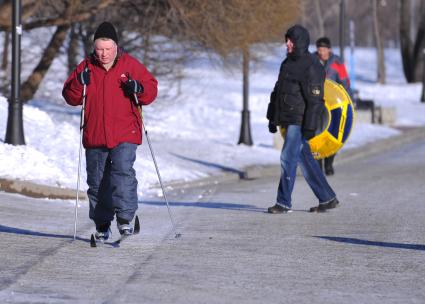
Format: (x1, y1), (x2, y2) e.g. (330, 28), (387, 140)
(307, 79), (355, 159)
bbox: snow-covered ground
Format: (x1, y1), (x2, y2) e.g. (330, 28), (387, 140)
(0, 28), (424, 196)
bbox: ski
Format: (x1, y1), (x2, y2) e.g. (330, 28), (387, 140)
(90, 233), (108, 247)
(90, 215), (140, 248)
(90, 234), (97, 247)
(114, 215), (140, 246)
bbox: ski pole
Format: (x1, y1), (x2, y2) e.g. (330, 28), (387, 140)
(73, 82), (87, 240)
(133, 93), (181, 239)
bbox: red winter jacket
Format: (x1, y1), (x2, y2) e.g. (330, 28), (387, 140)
(315, 52), (351, 96)
(63, 50), (158, 149)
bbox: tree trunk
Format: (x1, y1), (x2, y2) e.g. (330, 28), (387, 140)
(400, 0), (414, 82)
(67, 23), (79, 76)
(372, 0), (385, 84)
(2, 30), (9, 70)
(399, 0), (425, 83)
(142, 33), (151, 67)
(412, 2), (425, 82)
(78, 23), (94, 57)
(21, 25), (70, 102)
(300, 0), (306, 27)
(314, 1), (325, 37)
(421, 48), (425, 102)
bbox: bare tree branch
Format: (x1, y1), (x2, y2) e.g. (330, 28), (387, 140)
(0, 0), (114, 31)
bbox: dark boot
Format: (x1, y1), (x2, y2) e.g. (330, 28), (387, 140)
(117, 217), (133, 235)
(309, 198), (340, 213)
(268, 204), (292, 214)
(95, 222), (111, 233)
(95, 222), (111, 241)
(324, 155), (335, 176)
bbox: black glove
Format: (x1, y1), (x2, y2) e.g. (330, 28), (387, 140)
(302, 129), (316, 140)
(268, 122), (277, 133)
(124, 79), (144, 95)
(78, 67), (90, 86)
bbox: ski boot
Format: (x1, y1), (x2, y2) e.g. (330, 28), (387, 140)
(117, 218), (134, 236)
(90, 223), (111, 247)
(114, 216), (140, 246)
(94, 230), (111, 242)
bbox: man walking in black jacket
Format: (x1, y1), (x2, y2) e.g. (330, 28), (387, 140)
(267, 25), (339, 214)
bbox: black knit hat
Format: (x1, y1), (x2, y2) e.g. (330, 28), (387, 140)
(93, 22), (118, 44)
(316, 37), (331, 48)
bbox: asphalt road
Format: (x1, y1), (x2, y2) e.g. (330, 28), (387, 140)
(0, 139), (424, 303)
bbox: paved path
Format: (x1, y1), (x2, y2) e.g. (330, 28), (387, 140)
(0, 139), (424, 303)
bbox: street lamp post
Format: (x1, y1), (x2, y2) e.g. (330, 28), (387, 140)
(339, 0), (346, 62)
(421, 48), (425, 103)
(5, 0), (25, 145)
(238, 47), (253, 146)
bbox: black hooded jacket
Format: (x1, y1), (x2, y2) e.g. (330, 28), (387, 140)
(267, 25), (326, 133)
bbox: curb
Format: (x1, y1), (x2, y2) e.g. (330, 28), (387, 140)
(158, 170), (242, 191)
(0, 178), (87, 200)
(168, 126), (425, 187)
(1, 126), (424, 198)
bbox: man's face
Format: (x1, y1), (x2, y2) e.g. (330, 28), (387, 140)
(317, 46), (331, 61)
(94, 39), (117, 65)
(286, 38), (294, 54)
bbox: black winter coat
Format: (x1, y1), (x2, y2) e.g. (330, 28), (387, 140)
(267, 25), (326, 133)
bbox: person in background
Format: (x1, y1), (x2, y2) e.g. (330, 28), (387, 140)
(267, 25), (339, 214)
(315, 37), (352, 176)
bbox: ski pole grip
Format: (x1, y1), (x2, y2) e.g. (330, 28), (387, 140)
(126, 72), (132, 81)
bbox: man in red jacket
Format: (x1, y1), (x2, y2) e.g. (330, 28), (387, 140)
(63, 22), (158, 241)
(315, 37), (352, 176)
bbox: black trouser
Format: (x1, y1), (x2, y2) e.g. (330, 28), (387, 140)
(317, 154), (335, 172)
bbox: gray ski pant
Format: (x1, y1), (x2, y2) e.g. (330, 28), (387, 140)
(85, 142), (138, 226)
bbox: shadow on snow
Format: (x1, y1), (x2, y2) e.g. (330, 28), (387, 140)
(0, 224), (88, 242)
(315, 236), (425, 251)
(141, 200), (265, 213)
(170, 153), (245, 178)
